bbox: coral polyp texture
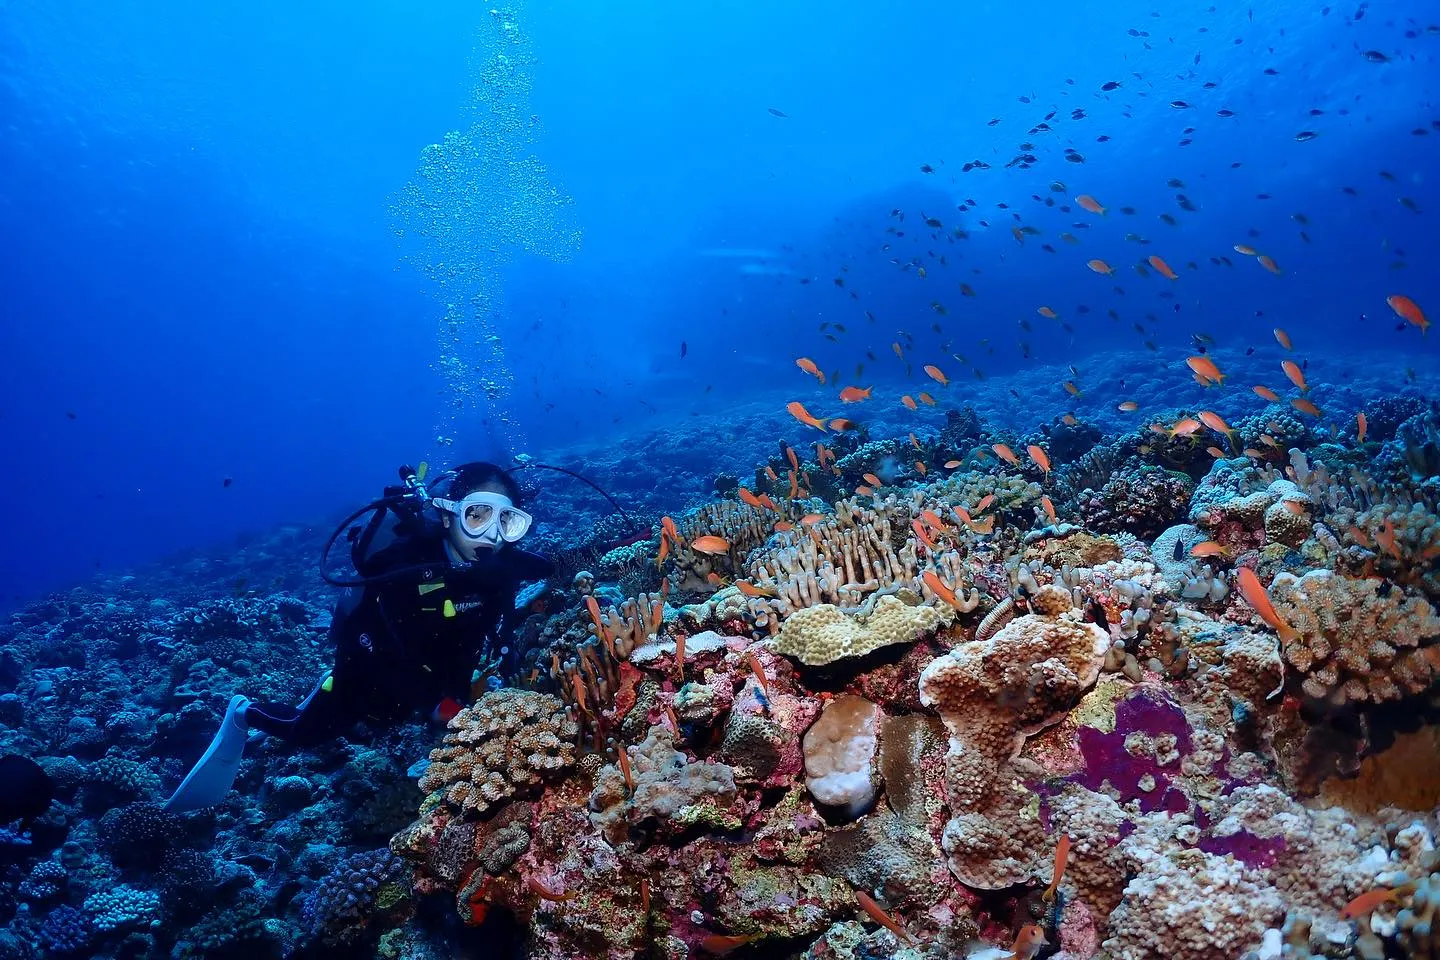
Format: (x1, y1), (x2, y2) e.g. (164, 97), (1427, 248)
(418, 688), (580, 817)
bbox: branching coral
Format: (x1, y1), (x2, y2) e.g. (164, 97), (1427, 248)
(419, 689), (579, 818)
(1268, 570), (1440, 708)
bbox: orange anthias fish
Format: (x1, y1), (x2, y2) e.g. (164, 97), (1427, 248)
(745, 648), (770, 701)
(735, 580), (773, 598)
(690, 535), (730, 555)
(738, 488), (766, 510)
(922, 570), (965, 610)
(1063, 381), (1083, 397)
(1087, 258), (1114, 275)
(795, 357), (825, 383)
(1190, 541), (1228, 558)
(698, 933), (762, 955)
(911, 518), (940, 551)
(863, 473), (883, 487)
(1357, 411), (1368, 443)
(918, 391), (937, 405)
(1027, 444), (1052, 476)
(1274, 327), (1292, 350)
(1117, 400), (1139, 412)
(1341, 887), (1398, 920)
(923, 364), (949, 385)
(1292, 398), (1321, 417)
(829, 418), (857, 431)
(839, 386), (872, 403)
(1198, 410), (1233, 435)
(1387, 294), (1430, 334)
(787, 401), (829, 431)
(1148, 255), (1178, 280)
(1234, 243), (1258, 256)
(1038, 306), (1058, 319)
(943, 459), (962, 468)
(1076, 194), (1106, 215)
(1007, 924), (1048, 960)
(1170, 417), (1202, 437)
(528, 875), (579, 902)
(1253, 385), (1281, 403)
(901, 395), (918, 411)
(975, 494), (996, 512)
(1257, 254), (1282, 274)
(1186, 355), (1226, 384)
(1235, 567), (1298, 644)
(1281, 360), (1308, 392)
(854, 890), (915, 945)
(992, 443), (1020, 466)
(1040, 495), (1057, 525)
(1042, 835), (1071, 902)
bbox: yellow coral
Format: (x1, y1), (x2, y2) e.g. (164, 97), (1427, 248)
(774, 594), (953, 667)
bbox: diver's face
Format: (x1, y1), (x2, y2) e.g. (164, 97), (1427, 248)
(443, 481), (512, 561)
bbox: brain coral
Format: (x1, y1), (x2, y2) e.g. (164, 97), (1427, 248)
(419, 689), (579, 818)
(776, 594), (952, 666)
(1268, 570), (1440, 707)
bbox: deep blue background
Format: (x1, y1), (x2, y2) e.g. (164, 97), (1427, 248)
(1, 0), (1436, 607)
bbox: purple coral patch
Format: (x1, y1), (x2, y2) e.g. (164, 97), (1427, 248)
(1197, 830), (1286, 869)
(1070, 690), (1194, 813)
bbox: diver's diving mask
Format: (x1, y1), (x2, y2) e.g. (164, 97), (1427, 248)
(433, 492), (532, 544)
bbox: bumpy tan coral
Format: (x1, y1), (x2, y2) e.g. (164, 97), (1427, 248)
(918, 587), (1108, 886)
(775, 594), (954, 667)
(418, 689), (578, 818)
(1268, 570), (1440, 707)
(588, 726), (737, 845)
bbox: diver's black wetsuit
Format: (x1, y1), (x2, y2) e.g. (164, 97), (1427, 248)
(246, 536), (555, 746)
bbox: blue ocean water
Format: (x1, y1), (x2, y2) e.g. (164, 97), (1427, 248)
(1, 0), (1436, 607)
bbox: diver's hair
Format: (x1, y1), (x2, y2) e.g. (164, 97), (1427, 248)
(446, 461), (524, 504)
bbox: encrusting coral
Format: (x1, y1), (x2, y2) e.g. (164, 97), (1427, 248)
(775, 594), (954, 666)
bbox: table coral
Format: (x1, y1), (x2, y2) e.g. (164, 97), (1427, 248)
(777, 595), (953, 667)
(1267, 569), (1440, 707)
(419, 688), (579, 818)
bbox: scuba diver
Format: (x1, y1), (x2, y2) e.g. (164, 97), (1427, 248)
(165, 460), (595, 812)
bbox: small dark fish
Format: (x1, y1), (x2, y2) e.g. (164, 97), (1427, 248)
(1217, 108), (1236, 118)
(66, 411), (77, 420)
(919, 164), (934, 174)
(1294, 131), (1319, 141)
(1170, 100), (1191, 109)
(767, 107), (789, 118)
(0, 756), (53, 828)
(680, 341), (688, 359)
(223, 477), (233, 488)
(1173, 538), (1185, 562)
(1362, 50), (1388, 62)
(1102, 81), (1122, 91)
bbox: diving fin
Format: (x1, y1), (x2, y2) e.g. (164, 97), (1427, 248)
(163, 695), (252, 812)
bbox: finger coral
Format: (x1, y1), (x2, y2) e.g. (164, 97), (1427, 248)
(1267, 570), (1440, 707)
(419, 688), (579, 818)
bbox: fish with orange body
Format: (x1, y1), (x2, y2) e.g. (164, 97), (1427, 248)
(1148, 255), (1178, 279)
(698, 933), (762, 955)
(992, 443), (1020, 466)
(745, 648), (770, 702)
(1257, 254), (1282, 274)
(615, 744), (635, 791)
(924, 364), (949, 385)
(1118, 400), (1139, 411)
(914, 460), (928, 475)
(862, 472), (883, 487)
(1038, 306), (1058, 318)
(1387, 294), (1429, 334)
(1186, 355), (1226, 384)
(1234, 567), (1299, 644)
(1040, 495), (1057, 525)
(839, 386), (872, 403)
(911, 518), (940, 551)
(1234, 243), (1258, 256)
(855, 484), (875, 496)
(1190, 541), (1228, 558)
(1198, 410), (1233, 435)
(922, 570), (967, 610)
(829, 417), (857, 431)
(787, 401), (828, 431)
(690, 535), (730, 555)
(854, 891), (915, 945)
(1027, 444), (1052, 477)
(1376, 519), (1401, 559)
(735, 580), (775, 598)
(918, 391), (937, 405)
(975, 494), (996, 512)
(1253, 385), (1281, 402)
(1291, 398), (1321, 417)
(1341, 887), (1398, 920)
(1281, 360), (1308, 392)
(1274, 328), (1292, 350)
(1357, 412), (1368, 443)
(1087, 258), (1114, 275)
(1006, 924), (1048, 960)
(1041, 835), (1071, 902)
(1170, 417), (1202, 437)
(795, 357), (825, 383)
(901, 395), (918, 410)
(1076, 194), (1106, 214)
